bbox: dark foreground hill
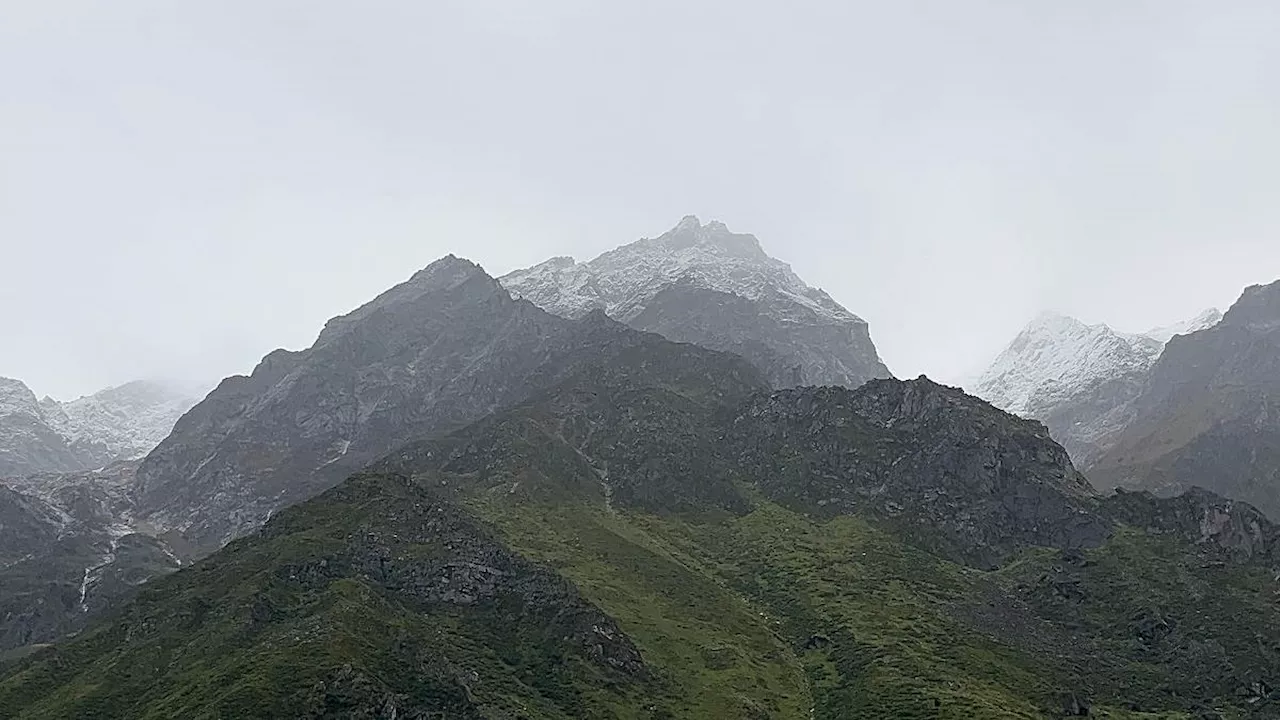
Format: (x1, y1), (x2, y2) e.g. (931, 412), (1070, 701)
(2, 329), (1277, 718)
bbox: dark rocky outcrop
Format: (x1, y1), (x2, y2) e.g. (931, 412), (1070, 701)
(1103, 486), (1278, 563)
(728, 378), (1112, 568)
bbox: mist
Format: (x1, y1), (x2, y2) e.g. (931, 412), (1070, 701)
(4, 1), (1279, 399)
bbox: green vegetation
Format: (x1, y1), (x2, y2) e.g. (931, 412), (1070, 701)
(0, 476), (662, 719)
(2, 475), (1276, 718)
(2, 371), (1278, 718)
(471, 488), (1278, 719)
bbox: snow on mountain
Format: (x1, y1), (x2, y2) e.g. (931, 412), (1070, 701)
(0, 378), (44, 422)
(0, 377), (83, 478)
(974, 313), (1163, 417)
(500, 216), (892, 388)
(44, 381), (198, 466)
(971, 308), (1222, 467)
(0, 378), (197, 479)
(502, 216), (865, 325)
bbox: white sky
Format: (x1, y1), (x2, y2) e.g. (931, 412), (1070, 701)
(3, 1), (1279, 399)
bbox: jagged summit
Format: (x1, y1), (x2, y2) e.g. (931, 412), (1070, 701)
(971, 308), (1222, 467)
(1, 377), (197, 479)
(0, 377), (41, 418)
(974, 313), (1162, 418)
(501, 216), (853, 324)
(501, 216), (892, 388)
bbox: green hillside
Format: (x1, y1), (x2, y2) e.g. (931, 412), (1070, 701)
(1, 367), (1276, 718)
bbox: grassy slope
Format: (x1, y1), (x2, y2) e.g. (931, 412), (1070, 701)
(1, 479), (1275, 718)
(470, 490), (1276, 719)
(0, 478), (660, 720)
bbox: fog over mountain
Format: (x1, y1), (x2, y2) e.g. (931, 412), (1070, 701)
(5, 2), (1280, 398)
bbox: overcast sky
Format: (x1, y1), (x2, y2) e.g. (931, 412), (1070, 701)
(3, 1), (1279, 399)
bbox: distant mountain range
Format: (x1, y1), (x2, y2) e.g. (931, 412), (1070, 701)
(2, 219), (1278, 718)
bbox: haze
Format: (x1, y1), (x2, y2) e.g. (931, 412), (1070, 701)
(4, 1), (1279, 400)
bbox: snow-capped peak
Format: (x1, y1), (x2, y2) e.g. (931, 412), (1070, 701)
(974, 313), (1163, 417)
(974, 307), (1225, 418)
(47, 381), (199, 462)
(500, 215), (859, 325)
(1, 377), (199, 478)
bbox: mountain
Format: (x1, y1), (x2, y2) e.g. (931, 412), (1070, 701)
(500, 215), (892, 389)
(130, 255), (775, 557)
(5, 345), (1278, 718)
(0, 379), (84, 478)
(40, 381), (199, 469)
(1091, 280), (1280, 520)
(0, 378), (197, 479)
(971, 309), (1221, 466)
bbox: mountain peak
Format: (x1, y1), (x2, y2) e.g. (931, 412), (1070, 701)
(499, 217), (892, 388)
(317, 255), (498, 347)
(653, 215), (766, 260)
(0, 377), (40, 418)
(674, 214), (701, 231)
(501, 217), (856, 324)
(1222, 278), (1280, 331)
(975, 312), (1162, 419)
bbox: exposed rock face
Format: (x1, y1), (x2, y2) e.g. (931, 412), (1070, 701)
(729, 378), (1111, 568)
(386, 363), (1114, 570)
(500, 216), (892, 389)
(0, 462), (181, 652)
(0, 378), (197, 479)
(971, 309), (1221, 467)
(1091, 280), (1280, 520)
(132, 257), (771, 556)
(377, 321), (769, 515)
(134, 256), (581, 554)
(0, 485), (68, 567)
(1103, 487), (1277, 562)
